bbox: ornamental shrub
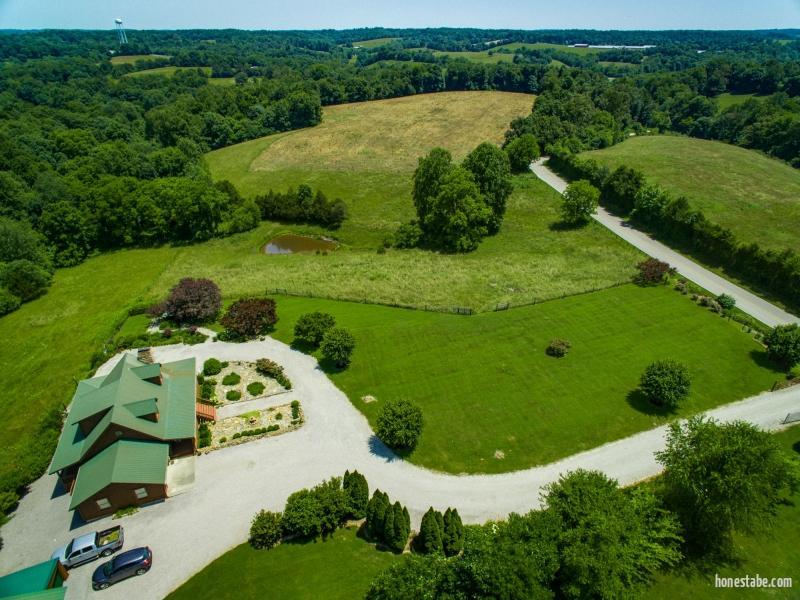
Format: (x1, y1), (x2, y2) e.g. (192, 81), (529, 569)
(255, 358), (292, 389)
(220, 297), (278, 339)
(294, 312), (336, 346)
(162, 277), (222, 323)
(226, 390), (241, 401)
(376, 399), (424, 450)
(716, 293), (736, 310)
(764, 324), (800, 369)
(416, 507), (444, 554)
(200, 381), (214, 400)
(222, 372), (241, 386)
(640, 360), (691, 410)
(291, 400), (300, 420)
(635, 258), (673, 285)
(343, 470), (369, 519)
(320, 328), (356, 368)
(249, 510), (283, 550)
(203, 358), (223, 376)
(247, 381), (266, 396)
(546, 339), (571, 358)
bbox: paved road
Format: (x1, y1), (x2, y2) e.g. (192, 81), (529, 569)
(531, 158), (800, 328)
(2, 338), (798, 600)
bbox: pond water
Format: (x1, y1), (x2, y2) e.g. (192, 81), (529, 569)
(262, 234), (337, 255)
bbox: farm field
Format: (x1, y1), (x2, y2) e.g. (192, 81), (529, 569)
(124, 65), (212, 77)
(267, 285), (782, 473)
(494, 42), (611, 54)
(582, 135), (800, 253)
(432, 49), (514, 63)
(352, 37), (401, 48)
(109, 53), (168, 65)
(648, 424), (800, 599)
(165, 526), (396, 600)
(715, 92), (759, 109)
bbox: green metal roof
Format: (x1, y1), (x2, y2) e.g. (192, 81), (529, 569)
(50, 354), (196, 474)
(0, 560), (62, 598)
(69, 439), (169, 509)
(0, 590), (66, 600)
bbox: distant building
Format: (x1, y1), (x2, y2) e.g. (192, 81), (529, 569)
(0, 559), (68, 600)
(49, 355), (198, 521)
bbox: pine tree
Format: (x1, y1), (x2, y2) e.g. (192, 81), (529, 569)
(442, 507), (464, 556)
(403, 506), (411, 531)
(390, 502), (409, 552)
(416, 507), (443, 554)
(343, 470), (369, 519)
(366, 489), (386, 540)
(382, 500), (395, 546)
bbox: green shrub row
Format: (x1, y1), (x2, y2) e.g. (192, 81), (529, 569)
(255, 358), (292, 389)
(548, 151), (800, 312)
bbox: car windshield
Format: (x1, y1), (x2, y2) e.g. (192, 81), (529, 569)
(103, 562), (113, 576)
(64, 541), (73, 556)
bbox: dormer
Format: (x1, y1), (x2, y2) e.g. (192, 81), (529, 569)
(124, 398), (160, 423)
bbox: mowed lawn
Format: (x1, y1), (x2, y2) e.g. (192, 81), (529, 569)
(582, 135), (800, 253)
(109, 53), (169, 65)
(648, 424), (800, 599)
(268, 284), (782, 473)
(165, 526), (395, 600)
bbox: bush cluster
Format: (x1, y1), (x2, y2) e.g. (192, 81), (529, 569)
(232, 426), (276, 439)
(249, 510), (283, 550)
(635, 258), (673, 285)
(546, 339), (571, 358)
(153, 277), (222, 323)
(293, 311), (336, 346)
(376, 399), (424, 450)
(319, 327), (356, 368)
(203, 358), (223, 376)
(290, 400), (301, 421)
(255, 358), (292, 389)
(366, 490), (411, 552)
(640, 360), (691, 410)
(764, 324), (800, 370)
(220, 298), (278, 339)
(415, 507), (464, 556)
(247, 381), (265, 396)
(222, 372), (241, 386)
(549, 152), (800, 312)
(255, 185), (347, 229)
(197, 423), (212, 448)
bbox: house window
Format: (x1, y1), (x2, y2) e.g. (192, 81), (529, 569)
(96, 498), (111, 510)
(134, 487), (148, 500)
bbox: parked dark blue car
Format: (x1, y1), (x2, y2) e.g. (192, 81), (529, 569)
(92, 546), (152, 590)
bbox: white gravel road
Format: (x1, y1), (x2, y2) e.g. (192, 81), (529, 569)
(2, 337), (798, 600)
(530, 158), (800, 328)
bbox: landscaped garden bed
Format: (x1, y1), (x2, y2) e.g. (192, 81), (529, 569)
(199, 400), (303, 453)
(198, 358), (291, 406)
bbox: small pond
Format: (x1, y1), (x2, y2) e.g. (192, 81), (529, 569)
(262, 234), (337, 255)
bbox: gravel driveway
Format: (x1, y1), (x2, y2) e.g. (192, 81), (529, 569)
(530, 158), (800, 327)
(1, 337), (798, 600)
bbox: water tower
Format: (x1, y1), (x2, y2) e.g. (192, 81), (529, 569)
(115, 18), (128, 45)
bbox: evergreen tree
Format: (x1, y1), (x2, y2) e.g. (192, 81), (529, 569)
(416, 507), (444, 554)
(382, 500), (395, 546)
(342, 470), (369, 519)
(442, 508), (465, 556)
(366, 489), (388, 540)
(391, 502), (410, 552)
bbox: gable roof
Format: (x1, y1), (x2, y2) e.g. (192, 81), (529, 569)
(50, 354), (196, 474)
(0, 560), (64, 599)
(69, 439), (169, 509)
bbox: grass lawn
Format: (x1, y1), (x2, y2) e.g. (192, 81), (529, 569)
(165, 526), (396, 600)
(716, 92), (760, 110)
(109, 53), (168, 65)
(582, 135), (800, 253)
(648, 424), (800, 599)
(267, 284), (782, 473)
(493, 42), (610, 55)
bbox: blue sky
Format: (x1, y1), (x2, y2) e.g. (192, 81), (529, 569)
(1, 0), (799, 30)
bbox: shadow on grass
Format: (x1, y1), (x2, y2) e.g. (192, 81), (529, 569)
(317, 357), (347, 375)
(792, 441), (800, 455)
(626, 389), (676, 417)
(354, 523), (400, 553)
(548, 220), (590, 232)
(289, 338), (317, 355)
(368, 435), (411, 462)
(748, 349), (783, 374)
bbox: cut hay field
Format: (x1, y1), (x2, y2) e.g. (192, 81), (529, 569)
(494, 42), (611, 55)
(582, 135), (800, 253)
(432, 50), (514, 63)
(109, 53), (168, 65)
(124, 66), (212, 78)
(352, 37), (400, 48)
